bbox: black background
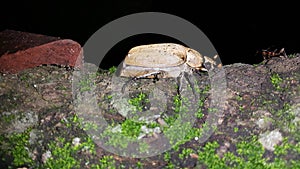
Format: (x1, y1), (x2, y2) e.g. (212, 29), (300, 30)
(1, 1), (299, 69)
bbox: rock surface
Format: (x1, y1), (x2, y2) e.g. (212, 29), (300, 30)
(0, 31), (299, 168)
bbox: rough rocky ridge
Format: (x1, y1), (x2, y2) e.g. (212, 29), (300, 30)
(0, 30), (299, 168)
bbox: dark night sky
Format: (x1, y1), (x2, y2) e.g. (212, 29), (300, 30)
(1, 1), (299, 68)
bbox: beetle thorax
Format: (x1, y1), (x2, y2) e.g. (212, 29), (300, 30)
(185, 48), (204, 69)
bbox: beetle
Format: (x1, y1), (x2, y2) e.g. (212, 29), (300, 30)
(119, 43), (221, 79)
(258, 47), (287, 60)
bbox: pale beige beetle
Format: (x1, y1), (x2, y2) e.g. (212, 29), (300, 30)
(119, 43), (220, 79)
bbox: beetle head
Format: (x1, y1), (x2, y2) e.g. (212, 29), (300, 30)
(186, 48), (220, 72)
(202, 55), (219, 71)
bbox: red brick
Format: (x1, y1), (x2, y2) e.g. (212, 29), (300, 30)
(0, 30), (83, 74)
(0, 30), (60, 56)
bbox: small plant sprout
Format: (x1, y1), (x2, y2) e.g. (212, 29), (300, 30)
(128, 92), (149, 112)
(108, 66), (117, 74)
(270, 73), (283, 90)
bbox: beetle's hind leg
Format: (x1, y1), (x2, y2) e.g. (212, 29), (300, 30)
(177, 72), (199, 97)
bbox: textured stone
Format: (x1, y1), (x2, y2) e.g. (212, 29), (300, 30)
(0, 30), (83, 74)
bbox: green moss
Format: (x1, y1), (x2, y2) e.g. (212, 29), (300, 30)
(197, 136), (300, 169)
(10, 130), (33, 167)
(0, 128), (33, 168)
(136, 160), (143, 168)
(195, 84), (210, 119)
(44, 137), (80, 169)
(43, 136), (97, 169)
(273, 103), (300, 141)
(287, 53), (299, 58)
(198, 141), (227, 168)
(60, 113), (84, 129)
(100, 120), (146, 151)
(128, 92), (149, 112)
(78, 72), (99, 92)
(270, 73), (283, 91)
(101, 128), (130, 149)
(121, 119), (144, 138)
(79, 77), (93, 92)
(164, 84), (211, 151)
(165, 121), (194, 150)
(163, 152), (175, 169)
(173, 94), (182, 113)
(163, 94), (181, 126)
(179, 148), (194, 160)
(81, 136), (97, 155)
(1, 113), (16, 123)
(108, 66), (117, 74)
(236, 95), (243, 101)
(107, 95), (113, 100)
(272, 137), (300, 168)
(91, 155), (116, 169)
(234, 127), (239, 133)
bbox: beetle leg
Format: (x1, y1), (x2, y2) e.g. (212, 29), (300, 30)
(177, 72), (196, 96)
(176, 72), (183, 94)
(193, 68), (207, 77)
(279, 48), (287, 58)
(202, 57), (214, 71)
(203, 55), (222, 71)
(176, 72), (201, 108)
(152, 73), (159, 83)
(121, 71), (163, 93)
(133, 71), (162, 79)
